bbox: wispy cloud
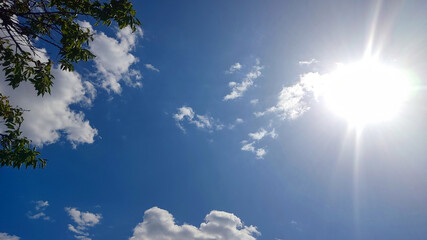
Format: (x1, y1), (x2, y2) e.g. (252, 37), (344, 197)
(225, 62), (242, 74)
(250, 99), (259, 105)
(27, 200), (50, 221)
(298, 58), (318, 66)
(224, 59), (263, 100)
(129, 207), (260, 240)
(65, 207), (102, 240)
(174, 106), (223, 132)
(229, 118), (244, 129)
(145, 64), (160, 72)
(290, 220), (303, 231)
(248, 128), (277, 141)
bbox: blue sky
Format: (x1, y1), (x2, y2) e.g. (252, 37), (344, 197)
(1, 0), (427, 239)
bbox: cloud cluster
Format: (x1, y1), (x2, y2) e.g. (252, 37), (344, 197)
(241, 128), (277, 159)
(174, 106), (224, 133)
(65, 207), (102, 240)
(129, 207), (260, 240)
(0, 233), (20, 240)
(88, 23), (144, 93)
(224, 60), (263, 100)
(255, 72), (321, 120)
(27, 200), (50, 221)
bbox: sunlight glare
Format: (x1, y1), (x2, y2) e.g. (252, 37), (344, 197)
(323, 58), (411, 126)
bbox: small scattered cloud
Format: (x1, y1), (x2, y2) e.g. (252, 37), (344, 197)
(250, 99), (259, 105)
(173, 106), (223, 133)
(298, 58), (318, 66)
(241, 141), (266, 159)
(241, 128), (277, 159)
(65, 207), (102, 240)
(27, 200), (50, 221)
(34, 200), (49, 211)
(225, 62), (242, 74)
(290, 220), (302, 232)
(248, 128), (277, 141)
(0, 233), (20, 240)
(129, 207), (260, 240)
(224, 59), (263, 100)
(229, 118), (244, 129)
(145, 64), (160, 72)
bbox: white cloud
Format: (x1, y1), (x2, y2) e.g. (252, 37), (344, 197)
(224, 60), (263, 100)
(250, 99), (259, 105)
(87, 22), (143, 94)
(0, 233), (20, 240)
(65, 207), (102, 240)
(145, 64), (160, 72)
(0, 24), (98, 147)
(298, 58), (318, 66)
(129, 207), (260, 240)
(255, 72), (321, 120)
(0, 67), (98, 147)
(27, 200), (50, 221)
(174, 106), (223, 132)
(225, 62), (242, 74)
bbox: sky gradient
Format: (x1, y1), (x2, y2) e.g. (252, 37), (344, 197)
(1, 0), (427, 239)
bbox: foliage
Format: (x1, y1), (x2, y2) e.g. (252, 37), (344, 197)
(0, 0), (140, 169)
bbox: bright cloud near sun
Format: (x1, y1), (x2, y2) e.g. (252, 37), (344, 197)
(258, 58), (412, 127)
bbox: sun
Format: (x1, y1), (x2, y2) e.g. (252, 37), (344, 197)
(322, 58), (411, 126)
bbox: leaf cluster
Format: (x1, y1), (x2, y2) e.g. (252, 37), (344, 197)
(0, 0), (141, 168)
(0, 93), (45, 168)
